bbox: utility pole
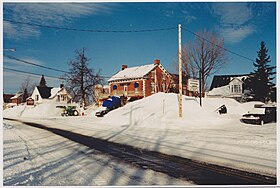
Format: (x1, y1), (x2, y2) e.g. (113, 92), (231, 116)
(178, 24), (183, 117)
(199, 69), (202, 107)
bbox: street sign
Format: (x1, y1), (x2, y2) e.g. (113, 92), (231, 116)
(188, 79), (199, 92)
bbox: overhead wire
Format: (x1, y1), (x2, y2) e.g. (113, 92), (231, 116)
(5, 18), (255, 62)
(4, 55), (69, 73)
(4, 19), (178, 33)
(4, 19), (256, 75)
(4, 55), (123, 79)
(181, 27), (255, 62)
(4, 67), (64, 80)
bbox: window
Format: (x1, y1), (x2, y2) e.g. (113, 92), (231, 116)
(134, 82), (139, 93)
(151, 71), (155, 79)
(35, 95), (39, 101)
(162, 83), (166, 92)
(232, 85), (241, 93)
(151, 83), (155, 93)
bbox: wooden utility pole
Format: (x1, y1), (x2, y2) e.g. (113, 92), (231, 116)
(178, 24), (183, 117)
(199, 69), (202, 107)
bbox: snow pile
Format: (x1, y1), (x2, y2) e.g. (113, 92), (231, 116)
(102, 93), (232, 128)
(2, 105), (26, 118)
(3, 103), (63, 118)
(207, 85), (230, 97)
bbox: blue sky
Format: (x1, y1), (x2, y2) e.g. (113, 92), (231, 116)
(3, 2), (276, 93)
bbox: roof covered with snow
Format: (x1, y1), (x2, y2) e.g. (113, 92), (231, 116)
(108, 64), (156, 82)
(50, 87), (62, 98)
(10, 92), (23, 99)
(210, 74), (251, 90)
(207, 85), (230, 96)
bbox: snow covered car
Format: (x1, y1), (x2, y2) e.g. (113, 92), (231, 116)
(95, 106), (109, 117)
(241, 105), (276, 125)
(95, 96), (122, 117)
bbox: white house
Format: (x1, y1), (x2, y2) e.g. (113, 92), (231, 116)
(31, 84), (72, 104)
(207, 77), (245, 101)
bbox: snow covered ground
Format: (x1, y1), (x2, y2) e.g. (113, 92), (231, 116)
(3, 93), (277, 181)
(3, 119), (190, 186)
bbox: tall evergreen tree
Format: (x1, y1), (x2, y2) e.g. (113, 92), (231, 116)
(39, 75), (47, 87)
(245, 41), (275, 102)
(22, 88), (28, 103)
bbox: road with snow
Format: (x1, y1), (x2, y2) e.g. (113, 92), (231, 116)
(3, 119), (193, 186)
(3, 118), (276, 186)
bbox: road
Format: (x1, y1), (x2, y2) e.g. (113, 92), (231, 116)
(3, 119), (191, 186)
(3, 118), (276, 186)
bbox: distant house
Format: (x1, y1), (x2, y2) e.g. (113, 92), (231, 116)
(108, 59), (172, 100)
(10, 92), (23, 105)
(208, 74), (250, 101)
(30, 84), (72, 104)
(93, 84), (110, 106)
(3, 94), (14, 104)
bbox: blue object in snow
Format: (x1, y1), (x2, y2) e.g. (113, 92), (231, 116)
(102, 96), (121, 110)
(111, 96), (121, 106)
(102, 99), (114, 109)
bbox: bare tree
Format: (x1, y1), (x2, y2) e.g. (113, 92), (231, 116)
(19, 76), (36, 95)
(182, 30), (226, 94)
(63, 48), (103, 108)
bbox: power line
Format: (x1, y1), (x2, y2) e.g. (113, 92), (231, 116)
(4, 19), (178, 33)
(4, 67), (63, 80)
(181, 27), (255, 62)
(4, 55), (136, 79)
(4, 55), (69, 73)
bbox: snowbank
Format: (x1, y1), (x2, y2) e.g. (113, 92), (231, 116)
(102, 93), (237, 128)
(3, 103), (63, 118)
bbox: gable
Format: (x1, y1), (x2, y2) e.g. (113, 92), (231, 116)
(37, 86), (53, 99)
(229, 78), (243, 85)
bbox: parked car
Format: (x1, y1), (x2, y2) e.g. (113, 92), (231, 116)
(95, 96), (122, 117)
(95, 106), (109, 117)
(241, 105), (276, 125)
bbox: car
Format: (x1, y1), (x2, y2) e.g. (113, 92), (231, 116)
(241, 105), (276, 125)
(95, 106), (109, 117)
(95, 96), (122, 117)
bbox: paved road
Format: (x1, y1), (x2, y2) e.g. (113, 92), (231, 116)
(3, 118), (276, 186)
(3, 119), (191, 186)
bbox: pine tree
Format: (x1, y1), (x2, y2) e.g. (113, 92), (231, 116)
(39, 75), (47, 87)
(22, 88), (28, 103)
(245, 41), (275, 103)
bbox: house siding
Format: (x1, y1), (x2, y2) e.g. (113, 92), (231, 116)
(108, 65), (172, 99)
(109, 79), (144, 98)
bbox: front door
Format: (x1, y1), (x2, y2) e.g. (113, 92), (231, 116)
(124, 84), (128, 96)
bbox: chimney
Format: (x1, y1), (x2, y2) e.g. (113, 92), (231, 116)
(60, 84), (64, 88)
(154, 59), (160, 65)
(122, 65), (128, 70)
